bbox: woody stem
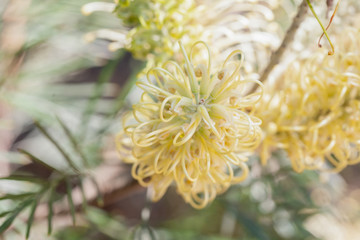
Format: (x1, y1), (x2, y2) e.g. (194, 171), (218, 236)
(247, 0), (308, 94)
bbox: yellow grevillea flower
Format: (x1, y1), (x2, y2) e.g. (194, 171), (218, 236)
(116, 41), (263, 208)
(258, 28), (360, 173)
(82, 0), (281, 71)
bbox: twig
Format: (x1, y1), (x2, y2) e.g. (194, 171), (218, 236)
(247, 0), (308, 94)
(307, 0), (336, 55)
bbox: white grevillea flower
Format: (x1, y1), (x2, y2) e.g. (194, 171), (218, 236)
(117, 41), (263, 208)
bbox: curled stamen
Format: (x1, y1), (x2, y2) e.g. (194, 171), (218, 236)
(179, 41), (198, 97)
(81, 2), (116, 16)
(173, 114), (202, 146)
(198, 105), (221, 139)
(160, 95), (182, 122)
(84, 29), (126, 43)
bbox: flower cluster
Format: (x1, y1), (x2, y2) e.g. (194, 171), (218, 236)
(82, 0), (281, 71)
(83, 0), (198, 65)
(116, 41), (263, 208)
(114, 0), (198, 61)
(258, 28), (360, 172)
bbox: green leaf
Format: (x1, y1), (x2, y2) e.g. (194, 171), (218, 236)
(89, 176), (103, 207)
(18, 148), (61, 174)
(47, 187), (55, 236)
(224, 202), (271, 240)
(79, 179), (88, 211)
(26, 199), (38, 239)
(34, 121), (79, 171)
(0, 175), (46, 185)
(0, 193), (36, 201)
(0, 211), (12, 218)
(0, 198), (33, 234)
(56, 116), (89, 168)
(66, 178), (76, 225)
(85, 207), (128, 238)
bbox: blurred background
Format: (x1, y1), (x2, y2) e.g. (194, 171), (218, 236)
(0, 0), (360, 239)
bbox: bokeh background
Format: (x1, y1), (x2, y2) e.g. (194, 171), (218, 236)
(1, 0), (360, 239)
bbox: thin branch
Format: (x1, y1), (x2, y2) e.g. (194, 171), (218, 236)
(248, 0), (308, 94)
(307, 0), (336, 55)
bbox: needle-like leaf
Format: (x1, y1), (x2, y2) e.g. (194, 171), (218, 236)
(0, 198), (33, 234)
(47, 187), (55, 236)
(66, 178), (76, 225)
(56, 116), (89, 167)
(25, 199), (38, 239)
(18, 148), (61, 174)
(34, 121), (79, 172)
